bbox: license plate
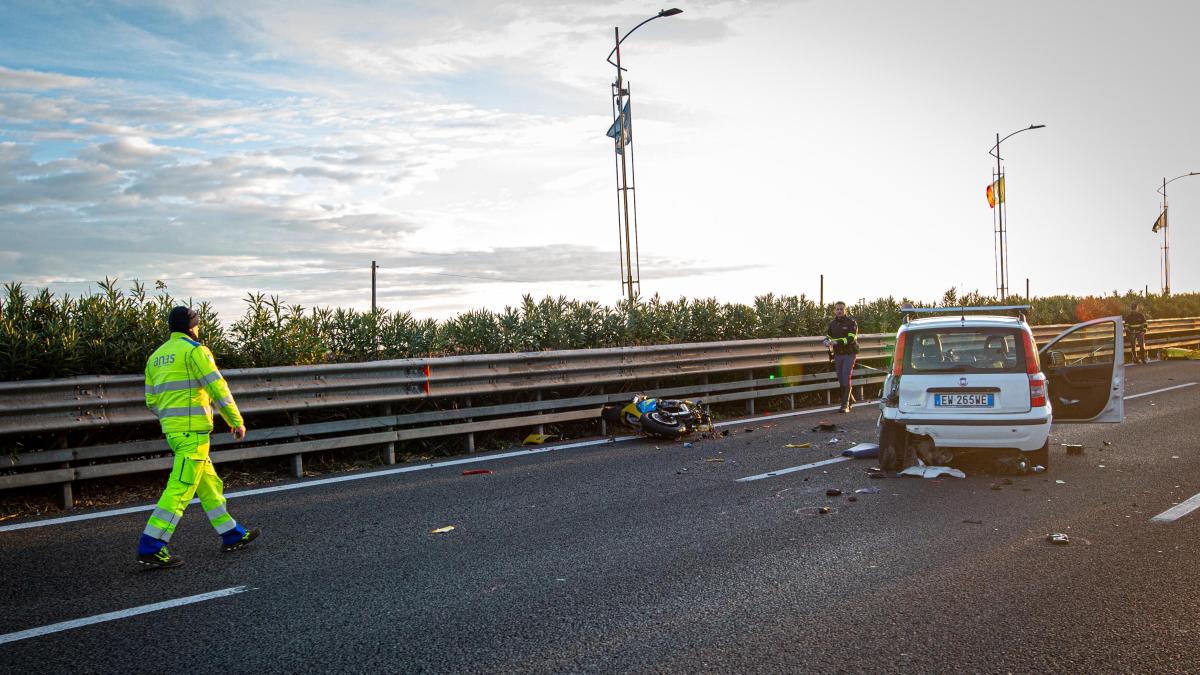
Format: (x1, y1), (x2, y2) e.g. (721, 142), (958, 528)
(934, 393), (994, 408)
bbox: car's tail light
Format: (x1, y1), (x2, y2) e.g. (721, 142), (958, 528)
(1029, 373), (1047, 407)
(1021, 329), (1040, 375)
(891, 332), (907, 377)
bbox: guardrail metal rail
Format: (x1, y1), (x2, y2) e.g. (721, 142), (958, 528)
(1, 317), (1197, 508)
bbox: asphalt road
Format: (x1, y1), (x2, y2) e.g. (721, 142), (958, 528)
(2, 360), (1199, 673)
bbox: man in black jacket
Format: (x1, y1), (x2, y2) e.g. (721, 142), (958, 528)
(1125, 302), (1149, 364)
(824, 301), (859, 413)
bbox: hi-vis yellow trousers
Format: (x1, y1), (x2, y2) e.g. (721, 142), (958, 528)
(142, 432), (239, 543)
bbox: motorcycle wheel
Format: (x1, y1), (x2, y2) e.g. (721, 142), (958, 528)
(640, 410), (684, 439)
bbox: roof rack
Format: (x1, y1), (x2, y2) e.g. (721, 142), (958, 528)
(900, 304), (1031, 323)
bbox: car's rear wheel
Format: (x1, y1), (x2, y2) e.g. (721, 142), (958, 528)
(1028, 441), (1050, 469)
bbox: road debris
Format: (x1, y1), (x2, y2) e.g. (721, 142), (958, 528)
(847, 496), (858, 502)
(962, 519), (983, 525)
(842, 443), (880, 458)
(1103, 441), (1113, 447)
(1055, 479), (1066, 484)
(811, 422), (843, 433)
(683, 442), (694, 448)
(522, 433), (556, 445)
(431, 526), (456, 534)
(743, 428), (755, 433)
(1063, 443), (1084, 455)
(900, 466), (967, 479)
(825, 488), (843, 497)
(1046, 533), (1071, 545)
(704, 457), (725, 463)
(462, 469), (492, 476)
(720, 429), (731, 437)
(855, 487), (881, 494)
(818, 506), (831, 514)
(785, 442), (813, 449)
(827, 438), (840, 445)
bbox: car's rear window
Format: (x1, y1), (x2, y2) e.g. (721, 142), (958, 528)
(901, 328), (1027, 374)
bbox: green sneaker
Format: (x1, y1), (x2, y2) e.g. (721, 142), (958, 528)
(137, 547), (183, 569)
(221, 527), (260, 552)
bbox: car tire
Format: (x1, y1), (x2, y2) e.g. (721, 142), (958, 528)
(1028, 441), (1050, 469)
(641, 410), (684, 439)
(877, 419), (903, 471)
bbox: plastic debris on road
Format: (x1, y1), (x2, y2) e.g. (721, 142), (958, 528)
(1046, 533), (1071, 545)
(1063, 444), (1084, 455)
(842, 443), (880, 458)
(431, 526), (455, 534)
(818, 506), (831, 514)
(825, 488), (842, 497)
(855, 486), (881, 494)
(523, 433), (557, 445)
(899, 465), (967, 479)
(785, 442), (813, 449)
(683, 442), (694, 448)
(827, 438), (839, 445)
(462, 469), (493, 476)
(1055, 479), (1066, 484)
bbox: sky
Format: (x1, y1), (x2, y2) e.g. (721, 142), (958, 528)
(1, 0), (1198, 321)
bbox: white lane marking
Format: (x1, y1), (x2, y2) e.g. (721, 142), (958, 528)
(2, 401), (874, 533)
(1124, 382), (1196, 400)
(736, 457), (851, 482)
(1152, 492), (1200, 524)
(0, 586), (249, 645)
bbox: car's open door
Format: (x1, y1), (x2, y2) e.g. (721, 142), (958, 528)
(1039, 316), (1124, 423)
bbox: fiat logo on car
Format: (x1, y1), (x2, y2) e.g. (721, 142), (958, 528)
(959, 377), (968, 387)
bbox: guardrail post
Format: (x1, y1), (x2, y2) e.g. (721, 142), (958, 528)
(746, 370), (755, 415)
(535, 391), (544, 435)
(789, 393), (795, 410)
(465, 397), (475, 453)
(56, 432), (72, 510)
(598, 386), (607, 436)
(289, 412), (303, 478)
(383, 403), (396, 465)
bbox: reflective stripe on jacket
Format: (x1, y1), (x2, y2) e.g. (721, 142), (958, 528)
(826, 316), (860, 355)
(144, 332), (243, 434)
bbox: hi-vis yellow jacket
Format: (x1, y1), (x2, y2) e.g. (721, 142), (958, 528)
(144, 332), (243, 434)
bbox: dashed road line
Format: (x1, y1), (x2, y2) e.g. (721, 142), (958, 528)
(736, 457), (852, 482)
(1125, 382), (1196, 400)
(0, 586), (250, 645)
(1151, 492), (1200, 524)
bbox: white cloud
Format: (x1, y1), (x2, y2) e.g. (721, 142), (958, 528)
(0, 65), (93, 91)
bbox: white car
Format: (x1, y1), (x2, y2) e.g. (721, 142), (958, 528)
(877, 306), (1124, 470)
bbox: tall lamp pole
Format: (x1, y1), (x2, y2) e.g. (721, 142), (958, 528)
(988, 124), (1045, 300)
(606, 8), (682, 304)
(1156, 172), (1199, 296)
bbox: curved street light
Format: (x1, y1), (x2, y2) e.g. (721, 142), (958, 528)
(1154, 171), (1200, 295)
(607, 8), (683, 304)
(988, 124), (1045, 300)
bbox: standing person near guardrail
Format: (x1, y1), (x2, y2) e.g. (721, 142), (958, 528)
(824, 301), (860, 413)
(1125, 302), (1149, 364)
(136, 306), (259, 568)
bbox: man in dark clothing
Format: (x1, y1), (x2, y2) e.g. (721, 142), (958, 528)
(824, 301), (859, 413)
(1125, 302), (1149, 364)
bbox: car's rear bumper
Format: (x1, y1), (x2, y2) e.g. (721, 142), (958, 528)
(882, 409), (1051, 451)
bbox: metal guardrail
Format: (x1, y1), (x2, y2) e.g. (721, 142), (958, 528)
(2, 317), (1197, 508)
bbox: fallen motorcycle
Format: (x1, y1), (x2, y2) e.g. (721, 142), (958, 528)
(601, 395), (713, 439)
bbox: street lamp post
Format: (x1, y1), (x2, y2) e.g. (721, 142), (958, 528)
(1155, 171), (1199, 295)
(606, 8), (682, 304)
(988, 124), (1045, 300)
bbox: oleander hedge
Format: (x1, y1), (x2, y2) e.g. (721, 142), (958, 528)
(2, 278), (1196, 382)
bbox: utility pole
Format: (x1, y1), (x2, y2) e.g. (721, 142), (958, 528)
(1161, 177), (1170, 296)
(1025, 278), (1030, 302)
(819, 274), (824, 308)
(371, 260), (377, 313)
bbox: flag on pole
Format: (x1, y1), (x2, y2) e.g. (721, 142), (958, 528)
(995, 176), (1005, 204)
(1152, 207), (1167, 233)
(606, 101), (631, 155)
(986, 183), (995, 208)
